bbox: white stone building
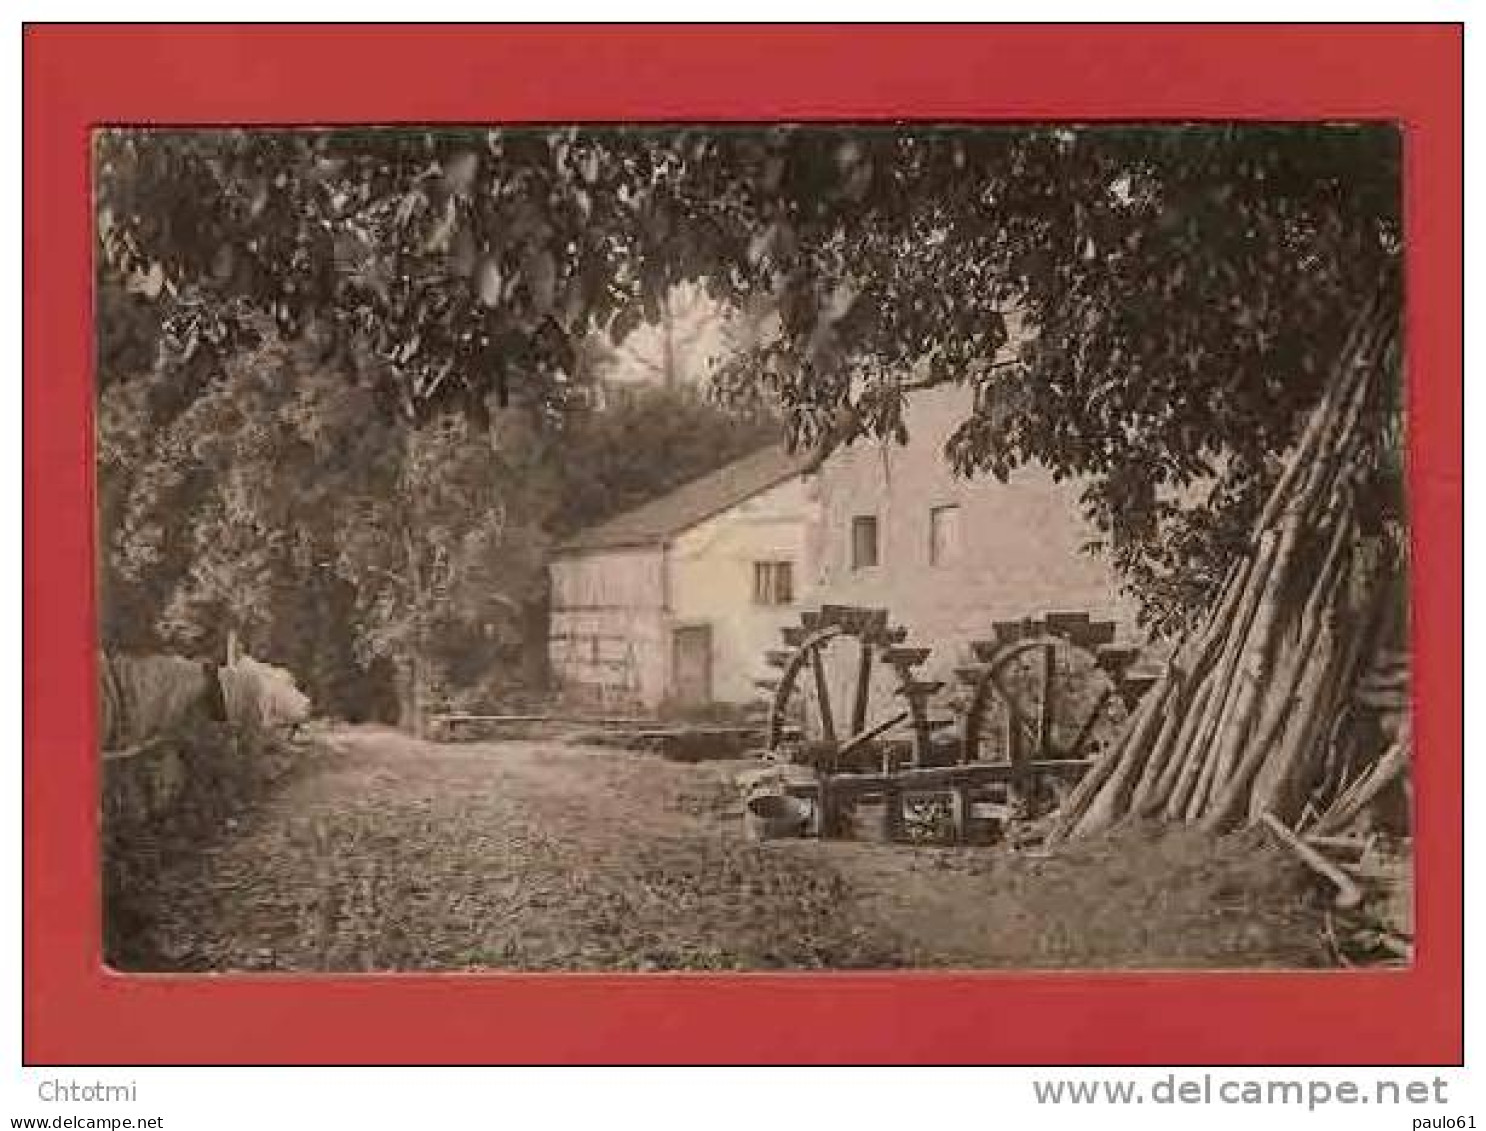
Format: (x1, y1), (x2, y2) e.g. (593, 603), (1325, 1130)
(550, 385), (1140, 714)
(548, 444), (815, 711)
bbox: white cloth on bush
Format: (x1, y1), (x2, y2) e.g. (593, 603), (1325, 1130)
(221, 656), (312, 730)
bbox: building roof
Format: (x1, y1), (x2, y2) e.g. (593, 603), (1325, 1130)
(556, 442), (813, 555)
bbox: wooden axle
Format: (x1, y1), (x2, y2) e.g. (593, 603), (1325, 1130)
(788, 757), (1093, 798)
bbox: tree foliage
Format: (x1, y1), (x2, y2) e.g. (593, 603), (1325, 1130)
(551, 382), (781, 536)
(97, 123), (1401, 627)
(97, 311), (780, 718)
(101, 320), (561, 705)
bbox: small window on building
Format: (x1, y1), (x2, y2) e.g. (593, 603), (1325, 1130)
(851, 515), (879, 570)
(929, 504), (961, 566)
(753, 561), (795, 606)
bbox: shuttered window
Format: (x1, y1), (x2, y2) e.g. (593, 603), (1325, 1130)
(753, 561), (795, 606)
(929, 504), (961, 566)
(851, 515), (879, 570)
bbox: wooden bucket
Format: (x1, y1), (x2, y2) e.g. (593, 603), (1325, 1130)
(744, 790), (812, 840)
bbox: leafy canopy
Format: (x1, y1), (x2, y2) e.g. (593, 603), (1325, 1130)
(97, 124), (1401, 624)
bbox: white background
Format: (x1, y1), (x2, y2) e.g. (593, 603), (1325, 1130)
(3, 7), (1476, 1128)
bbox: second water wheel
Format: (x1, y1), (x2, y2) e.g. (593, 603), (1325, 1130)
(952, 611), (1156, 818)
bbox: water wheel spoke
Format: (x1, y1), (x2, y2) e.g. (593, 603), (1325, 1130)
(1065, 685), (1115, 760)
(851, 637), (873, 736)
(838, 710), (910, 760)
(1037, 641), (1056, 760)
(809, 643), (837, 742)
(1003, 701), (1025, 766)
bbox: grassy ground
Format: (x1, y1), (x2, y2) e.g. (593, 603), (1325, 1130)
(115, 727), (1330, 972)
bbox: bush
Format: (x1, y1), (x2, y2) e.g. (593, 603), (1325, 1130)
(101, 715), (305, 968)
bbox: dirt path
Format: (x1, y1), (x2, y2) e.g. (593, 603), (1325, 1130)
(134, 728), (912, 970)
(128, 727), (1327, 972)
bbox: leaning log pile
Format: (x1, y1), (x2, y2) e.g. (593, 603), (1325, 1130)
(1050, 281), (1408, 848)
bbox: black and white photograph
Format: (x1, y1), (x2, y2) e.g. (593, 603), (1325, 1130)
(94, 122), (1411, 974)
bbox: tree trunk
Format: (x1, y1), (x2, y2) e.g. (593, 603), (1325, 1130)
(402, 522), (428, 739)
(397, 654), (426, 737)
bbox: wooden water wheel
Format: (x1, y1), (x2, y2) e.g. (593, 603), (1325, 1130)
(953, 612), (1155, 814)
(757, 604), (947, 772)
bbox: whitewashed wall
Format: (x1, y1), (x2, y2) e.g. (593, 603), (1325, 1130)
(807, 384), (1141, 687)
(668, 474), (816, 705)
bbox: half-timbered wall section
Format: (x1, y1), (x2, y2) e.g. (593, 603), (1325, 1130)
(548, 444), (815, 711)
(549, 547), (668, 710)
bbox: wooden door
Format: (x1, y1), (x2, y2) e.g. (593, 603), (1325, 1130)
(671, 625), (713, 708)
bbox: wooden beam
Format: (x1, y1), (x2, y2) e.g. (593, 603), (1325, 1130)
(880, 646), (932, 666)
(879, 785), (905, 842)
(1044, 611), (1090, 637)
(792, 758), (1095, 796)
(992, 620), (1025, 645)
(1260, 811), (1364, 910)
(895, 680), (945, 699)
(949, 783), (974, 844)
(431, 713), (651, 727)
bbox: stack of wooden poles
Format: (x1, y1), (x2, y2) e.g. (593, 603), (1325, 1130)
(1050, 283), (1406, 843)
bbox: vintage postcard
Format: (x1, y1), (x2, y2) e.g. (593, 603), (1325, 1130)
(22, 24), (1462, 1068)
(94, 121), (1411, 974)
